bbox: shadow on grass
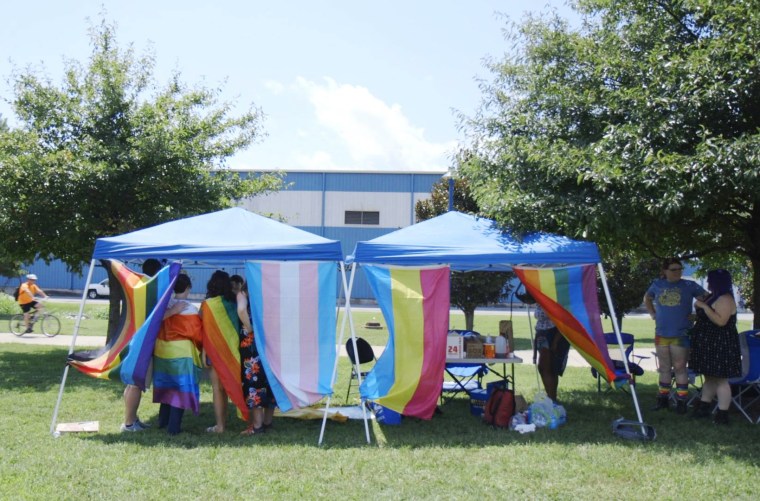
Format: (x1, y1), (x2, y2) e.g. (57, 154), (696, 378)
(5, 345), (760, 465)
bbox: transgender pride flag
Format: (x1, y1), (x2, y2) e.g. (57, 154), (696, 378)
(515, 265), (619, 384)
(360, 265), (450, 420)
(245, 261), (337, 412)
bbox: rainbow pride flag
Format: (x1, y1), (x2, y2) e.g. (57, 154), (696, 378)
(359, 265), (450, 419)
(153, 311), (204, 414)
(200, 296), (247, 420)
(246, 261), (337, 413)
(514, 265), (618, 384)
(68, 260), (180, 390)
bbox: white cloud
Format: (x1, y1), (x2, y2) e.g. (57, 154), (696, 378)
(263, 79), (285, 95)
(292, 77), (453, 172)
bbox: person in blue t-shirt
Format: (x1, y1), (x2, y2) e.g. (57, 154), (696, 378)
(644, 258), (707, 414)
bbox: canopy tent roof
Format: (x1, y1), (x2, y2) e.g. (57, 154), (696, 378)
(93, 207), (344, 262)
(349, 211), (600, 270)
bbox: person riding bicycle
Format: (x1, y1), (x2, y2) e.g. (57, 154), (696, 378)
(17, 274), (48, 333)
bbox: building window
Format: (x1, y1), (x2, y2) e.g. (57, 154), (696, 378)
(345, 211), (379, 225)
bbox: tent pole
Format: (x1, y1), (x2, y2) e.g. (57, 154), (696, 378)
(50, 259), (96, 435)
(319, 262), (370, 445)
(344, 265), (371, 443)
(597, 263), (646, 428)
(320, 262), (349, 445)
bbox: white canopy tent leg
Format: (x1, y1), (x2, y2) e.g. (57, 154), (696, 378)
(319, 262), (371, 445)
(597, 263), (646, 428)
(50, 259), (96, 436)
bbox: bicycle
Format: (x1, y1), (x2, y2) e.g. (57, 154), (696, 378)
(9, 307), (61, 337)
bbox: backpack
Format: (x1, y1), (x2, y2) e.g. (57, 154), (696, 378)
(12, 286), (20, 301)
(483, 387), (515, 428)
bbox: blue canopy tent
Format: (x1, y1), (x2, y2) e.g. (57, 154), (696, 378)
(344, 211), (650, 438)
(349, 211), (601, 269)
(52, 208), (350, 441)
(92, 207), (343, 262)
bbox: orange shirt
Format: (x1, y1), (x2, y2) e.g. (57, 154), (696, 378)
(17, 282), (42, 305)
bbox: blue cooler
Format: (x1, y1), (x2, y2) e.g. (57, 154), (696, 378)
(372, 403), (402, 425)
(469, 389), (488, 417)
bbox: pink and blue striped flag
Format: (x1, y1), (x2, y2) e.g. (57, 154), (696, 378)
(360, 265), (450, 420)
(245, 261), (337, 412)
(514, 265), (619, 384)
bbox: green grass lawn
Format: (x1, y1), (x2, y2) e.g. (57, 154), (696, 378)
(1, 305), (759, 498)
(0, 300), (110, 337)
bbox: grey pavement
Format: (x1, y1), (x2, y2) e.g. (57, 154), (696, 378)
(0, 332), (659, 372)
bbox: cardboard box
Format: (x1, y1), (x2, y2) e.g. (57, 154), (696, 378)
(499, 320), (515, 353)
(446, 335), (464, 359)
(465, 337), (484, 358)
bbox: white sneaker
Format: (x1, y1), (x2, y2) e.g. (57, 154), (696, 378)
(120, 421), (146, 432)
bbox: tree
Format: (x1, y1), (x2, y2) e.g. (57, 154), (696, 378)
(597, 252), (661, 328)
(461, 0), (760, 326)
(415, 166), (513, 331)
(0, 18), (282, 273)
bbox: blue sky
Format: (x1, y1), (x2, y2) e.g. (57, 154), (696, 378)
(1, 1), (575, 172)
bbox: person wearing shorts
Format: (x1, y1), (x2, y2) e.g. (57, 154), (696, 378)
(534, 304), (570, 402)
(17, 274), (48, 333)
(644, 258), (707, 413)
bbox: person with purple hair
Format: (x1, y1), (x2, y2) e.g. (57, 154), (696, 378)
(689, 269), (742, 425)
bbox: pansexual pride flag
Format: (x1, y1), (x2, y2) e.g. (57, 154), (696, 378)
(246, 261), (337, 413)
(514, 265), (619, 384)
(68, 260), (180, 390)
(200, 296), (247, 420)
(359, 265), (450, 419)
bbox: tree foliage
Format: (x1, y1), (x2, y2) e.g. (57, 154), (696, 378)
(0, 19), (282, 272)
(461, 0), (760, 325)
(598, 251), (661, 326)
(415, 170), (513, 331)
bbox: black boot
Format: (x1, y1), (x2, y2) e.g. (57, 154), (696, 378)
(713, 409), (730, 425)
(690, 400), (711, 419)
(675, 399), (688, 414)
(651, 395), (670, 411)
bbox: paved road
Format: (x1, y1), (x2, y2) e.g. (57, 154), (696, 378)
(0, 331), (659, 372)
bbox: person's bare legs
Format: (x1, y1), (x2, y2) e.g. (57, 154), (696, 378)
(208, 368), (227, 432)
(714, 377), (732, 411)
(538, 348), (558, 401)
(654, 344), (674, 408)
(263, 407), (275, 427)
(124, 384), (142, 426)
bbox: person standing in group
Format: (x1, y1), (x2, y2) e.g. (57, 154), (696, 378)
(534, 303), (570, 403)
(201, 270), (240, 433)
(237, 280), (276, 435)
(644, 258), (707, 414)
(689, 269), (742, 425)
(153, 273), (203, 435)
(122, 258), (162, 432)
(16, 274), (48, 333)
(230, 274), (244, 295)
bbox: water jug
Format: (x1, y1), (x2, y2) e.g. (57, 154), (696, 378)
(495, 335), (508, 357)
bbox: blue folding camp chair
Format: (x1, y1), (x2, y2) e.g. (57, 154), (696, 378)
(591, 333), (647, 392)
(729, 330), (760, 424)
(440, 330), (488, 404)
